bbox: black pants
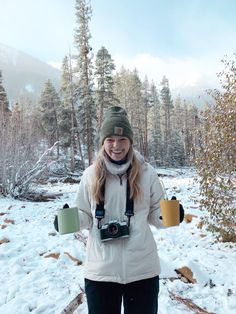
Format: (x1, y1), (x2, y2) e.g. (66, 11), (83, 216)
(85, 276), (159, 314)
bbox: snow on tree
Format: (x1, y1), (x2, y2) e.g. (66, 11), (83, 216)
(160, 76), (174, 166)
(94, 46), (117, 130)
(38, 79), (61, 157)
(74, 0), (96, 165)
(59, 55), (85, 171)
(149, 81), (162, 166)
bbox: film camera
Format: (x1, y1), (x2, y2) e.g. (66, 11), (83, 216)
(100, 220), (130, 242)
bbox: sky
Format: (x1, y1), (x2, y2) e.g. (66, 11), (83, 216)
(0, 0), (236, 91)
(1, 168), (236, 313)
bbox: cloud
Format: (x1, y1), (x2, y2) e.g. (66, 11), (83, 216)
(113, 53), (221, 90)
(48, 61), (62, 70)
(48, 52), (222, 104)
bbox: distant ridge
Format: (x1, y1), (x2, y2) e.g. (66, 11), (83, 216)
(0, 43), (61, 105)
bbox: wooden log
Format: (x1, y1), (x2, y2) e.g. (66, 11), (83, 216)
(20, 192), (63, 202)
(64, 252), (83, 265)
(0, 238), (10, 245)
(61, 292), (84, 314)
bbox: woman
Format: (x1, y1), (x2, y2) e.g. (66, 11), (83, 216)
(73, 106), (183, 314)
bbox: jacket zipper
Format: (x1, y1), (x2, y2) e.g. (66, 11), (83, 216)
(118, 174), (123, 185)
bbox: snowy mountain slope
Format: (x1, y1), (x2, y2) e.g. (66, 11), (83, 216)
(0, 43), (60, 104)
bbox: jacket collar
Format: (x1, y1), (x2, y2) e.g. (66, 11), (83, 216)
(104, 155), (131, 176)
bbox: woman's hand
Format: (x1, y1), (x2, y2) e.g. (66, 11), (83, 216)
(171, 196), (184, 223)
(53, 204), (70, 232)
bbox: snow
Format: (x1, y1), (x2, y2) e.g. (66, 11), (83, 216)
(0, 168), (236, 314)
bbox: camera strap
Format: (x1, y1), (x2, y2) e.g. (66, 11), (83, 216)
(95, 171), (134, 229)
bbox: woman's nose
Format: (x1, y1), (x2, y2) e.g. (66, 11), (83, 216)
(113, 140), (120, 147)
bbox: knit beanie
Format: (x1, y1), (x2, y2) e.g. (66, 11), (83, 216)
(100, 106), (133, 144)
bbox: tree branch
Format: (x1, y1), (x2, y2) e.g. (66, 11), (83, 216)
(169, 291), (216, 314)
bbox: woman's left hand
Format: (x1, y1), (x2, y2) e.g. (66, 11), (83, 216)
(171, 196), (184, 223)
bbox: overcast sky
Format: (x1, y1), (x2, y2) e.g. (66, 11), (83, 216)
(0, 0), (235, 90)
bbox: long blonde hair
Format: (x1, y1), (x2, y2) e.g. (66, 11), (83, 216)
(91, 146), (142, 203)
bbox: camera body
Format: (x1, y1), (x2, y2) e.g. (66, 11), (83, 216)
(100, 220), (130, 242)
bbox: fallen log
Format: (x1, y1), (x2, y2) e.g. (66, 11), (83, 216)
(169, 291), (216, 314)
(61, 291), (84, 314)
(19, 192), (63, 202)
(64, 252), (83, 265)
(0, 238), (10, 245)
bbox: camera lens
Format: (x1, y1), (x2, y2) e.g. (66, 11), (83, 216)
(108, 223), (119, 236)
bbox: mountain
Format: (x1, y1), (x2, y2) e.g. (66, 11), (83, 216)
(0, 43), (61, 104)
(171, 83), (214, 107)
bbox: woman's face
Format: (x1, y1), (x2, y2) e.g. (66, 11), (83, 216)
(103, 135), (131, 161)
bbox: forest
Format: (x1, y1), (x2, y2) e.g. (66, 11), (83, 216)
(0, 0), (235, 242)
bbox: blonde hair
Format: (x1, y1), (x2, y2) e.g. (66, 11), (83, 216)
(91, 146), (142, 203)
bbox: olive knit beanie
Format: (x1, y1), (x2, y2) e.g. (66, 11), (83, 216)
(100, 106), (133, 144)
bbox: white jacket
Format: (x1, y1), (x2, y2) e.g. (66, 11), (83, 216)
(75, 152), (165, 284)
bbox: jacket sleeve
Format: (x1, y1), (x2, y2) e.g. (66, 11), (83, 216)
(74, 171), (93, 230)
(148, 172), (166, 228)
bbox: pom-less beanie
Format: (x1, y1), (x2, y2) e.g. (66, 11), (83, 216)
(100, 106), (133, 144)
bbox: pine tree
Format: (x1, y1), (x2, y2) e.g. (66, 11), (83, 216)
(186, 103), (200, 162)
(160, 76), (173, 166)
(126, 69), (145, 154)
(171, 96), (195, 166)
(60, 55), (85, 171)
(74, 0), (95, 165)
(149, 82), (162, 166)
(0, 70), (10, 130)
(114, 68), (153, 157)
(0, 70), (11, 189)
(60, 55), (74, 149)
(38, 80), (61, 157)
(141, 76), (152, 160)
(95, 46), (117, 129)
(169, 131), (185, 166)
(113, 66), (130, 108)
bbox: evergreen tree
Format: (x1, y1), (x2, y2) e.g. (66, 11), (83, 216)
(125, 69), (145, 154)
(0, 70), (11, 188)
(74, 0), (95, 165)
(0, 70), (10, 129)
(141, 76), (152, 159)
(171, 96), (186, 165)
(149, 82), (162, 166)
(60, 55), (74, 149)
(160, 76), (173, 166)
(170, 131), (185, 166)
(113, 66), (130, 108)
(38, 80), (61, 156)
(113, 67), (144, 149)
(60, 55), (85, 170)
(186, 103), (200, 162)
(95, 46), (116, 129)
(172, 97), (200, 165)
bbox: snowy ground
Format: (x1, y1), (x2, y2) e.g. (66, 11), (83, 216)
(0, 168), (236, 314)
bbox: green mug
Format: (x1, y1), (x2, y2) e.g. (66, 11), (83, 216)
(57, 207), (80, 235)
